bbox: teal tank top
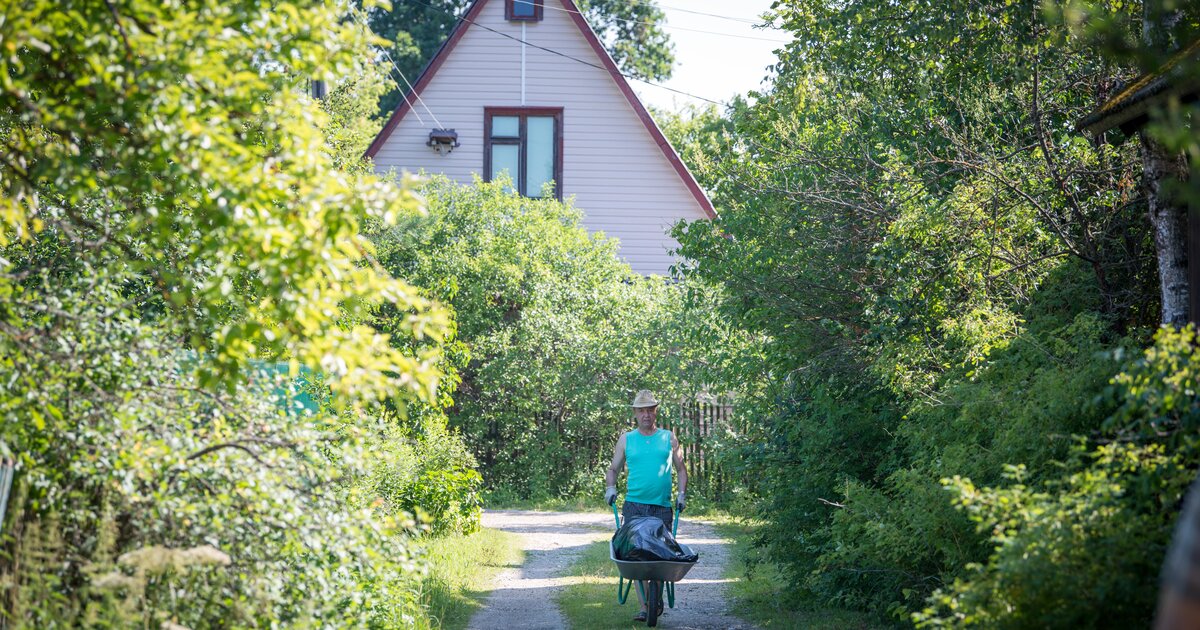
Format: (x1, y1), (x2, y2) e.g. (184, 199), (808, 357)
(625, 429), (673, 508)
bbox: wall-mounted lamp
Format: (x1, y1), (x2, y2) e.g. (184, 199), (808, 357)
(427, 129), (460, 155)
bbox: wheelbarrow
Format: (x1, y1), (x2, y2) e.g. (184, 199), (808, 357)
(610, 503), (698, 627)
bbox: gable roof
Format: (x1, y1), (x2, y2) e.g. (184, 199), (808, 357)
(364, 0), (717, 219)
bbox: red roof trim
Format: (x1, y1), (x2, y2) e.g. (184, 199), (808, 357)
(558, 0), (715, 219)
(364, 0), (717, 219)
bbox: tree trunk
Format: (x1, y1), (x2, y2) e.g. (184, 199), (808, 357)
(1142, 0), (1191, 326)
(1141, 133), (1191, 326)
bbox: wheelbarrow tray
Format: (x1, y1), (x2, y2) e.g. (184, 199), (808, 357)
(610, 541), (698, 582)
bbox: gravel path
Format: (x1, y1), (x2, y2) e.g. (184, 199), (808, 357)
(467, 510), (753, 630)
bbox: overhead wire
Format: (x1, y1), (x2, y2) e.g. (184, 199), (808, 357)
(352, 10), (446, 127)
(533, 1), (790, 43)
(404, 0), (727, 105)
(652, 2), (773, 27)
(540, 1), (792, 42)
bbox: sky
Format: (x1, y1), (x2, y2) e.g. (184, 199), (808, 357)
(630, 0), (789, 111)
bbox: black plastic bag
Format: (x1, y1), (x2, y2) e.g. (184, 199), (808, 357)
(613, 516), (699, 562)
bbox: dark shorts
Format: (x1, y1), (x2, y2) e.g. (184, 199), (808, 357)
(622, 500), (673, 531)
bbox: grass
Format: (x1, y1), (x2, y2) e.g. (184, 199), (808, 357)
(418, 527), (524, 630)
(712, 519), (885, 630)
(554, 513), (885, 630)
(555, 535), (651, 629)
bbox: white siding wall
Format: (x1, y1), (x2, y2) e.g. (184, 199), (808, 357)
(371, 0), (710, 276)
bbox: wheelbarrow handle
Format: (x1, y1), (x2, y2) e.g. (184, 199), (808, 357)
(612, 502), (621, 530)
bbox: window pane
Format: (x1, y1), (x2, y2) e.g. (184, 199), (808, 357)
(512, 0), (536, 17)
(491, 144), (520, 193)
(491, 116), (519, 138)
(525, 116), (555, 197)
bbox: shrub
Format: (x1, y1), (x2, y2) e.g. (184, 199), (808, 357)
(370, 177), (716, 501)
(1, 315), (431, 626)
(914, 326), (1200, 627)
(0, 1), (463, 625)
(363, 417), (483, 537)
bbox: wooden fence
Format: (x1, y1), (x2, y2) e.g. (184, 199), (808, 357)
(475, 397), (741, 501)
(659, 399), (739, 500)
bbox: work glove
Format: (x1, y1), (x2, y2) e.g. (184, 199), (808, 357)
(605, 485), (617, 506)
(675, 492), (686, 513)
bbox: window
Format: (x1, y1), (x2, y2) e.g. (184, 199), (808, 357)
(484, 107), (562, 199)
(506, 0), (543, 21)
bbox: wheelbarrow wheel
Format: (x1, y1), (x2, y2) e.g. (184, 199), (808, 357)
(646, 580), (661, 627)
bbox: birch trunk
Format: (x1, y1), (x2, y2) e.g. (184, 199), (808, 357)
(1141, 134), (1191, 325)
(1142, 0), (1191, 326)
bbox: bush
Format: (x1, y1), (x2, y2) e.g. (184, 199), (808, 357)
(370, 177), (717, 501)
(363, 417), (483, 537)
(0, 1), (467, 625)
(914, 326), (1200, 627)
(0, 312), (431, 626)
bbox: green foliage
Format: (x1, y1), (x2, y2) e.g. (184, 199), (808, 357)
(668, 0), (1190, 625)
(370, 176), (724, 500)
(0, 0), (478, 626)
(365, 417), (484, 537)
(318, 46), (392, 173)
(2, 320), (429, 626)
(916, 326), (1200, 627)
(714, 519), (886, 629)
(574, 0), (674, 83)
(0, 0), (450, 401)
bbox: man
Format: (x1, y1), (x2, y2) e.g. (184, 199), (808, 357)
(605, 389), (687, 622)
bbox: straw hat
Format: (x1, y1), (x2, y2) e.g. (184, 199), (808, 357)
(631, 390), (659, 408)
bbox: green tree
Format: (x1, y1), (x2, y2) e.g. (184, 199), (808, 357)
(370, 176), (723, 499)
(0, 0), (467, 624)
(1, 0), (450, 400)
(668, 0), (1198, 623)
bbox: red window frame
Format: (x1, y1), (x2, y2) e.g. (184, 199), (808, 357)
(505, 0), (543, 21)
(483, 107), (564, 200)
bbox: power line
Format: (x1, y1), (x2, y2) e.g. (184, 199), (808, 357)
(353, 10), (446, 127)
(405, 0), (727, 105)
(535, 2), (790, 44)
(654, 2), (768, 26)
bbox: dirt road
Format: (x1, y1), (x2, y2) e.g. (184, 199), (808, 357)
(466, 510), (752, 630)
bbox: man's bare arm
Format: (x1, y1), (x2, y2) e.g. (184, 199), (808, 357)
(671, 432), (687, 495)
(606, 433), (627, 489)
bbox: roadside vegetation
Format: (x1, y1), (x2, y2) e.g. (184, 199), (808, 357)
(712, 520), (882, 630)
(0, 2), (482, 626)
(657, 1), (1200, 626)
(419, 528), (524, 630)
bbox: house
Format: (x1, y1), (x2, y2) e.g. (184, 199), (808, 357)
(365, 0), (717, 277)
